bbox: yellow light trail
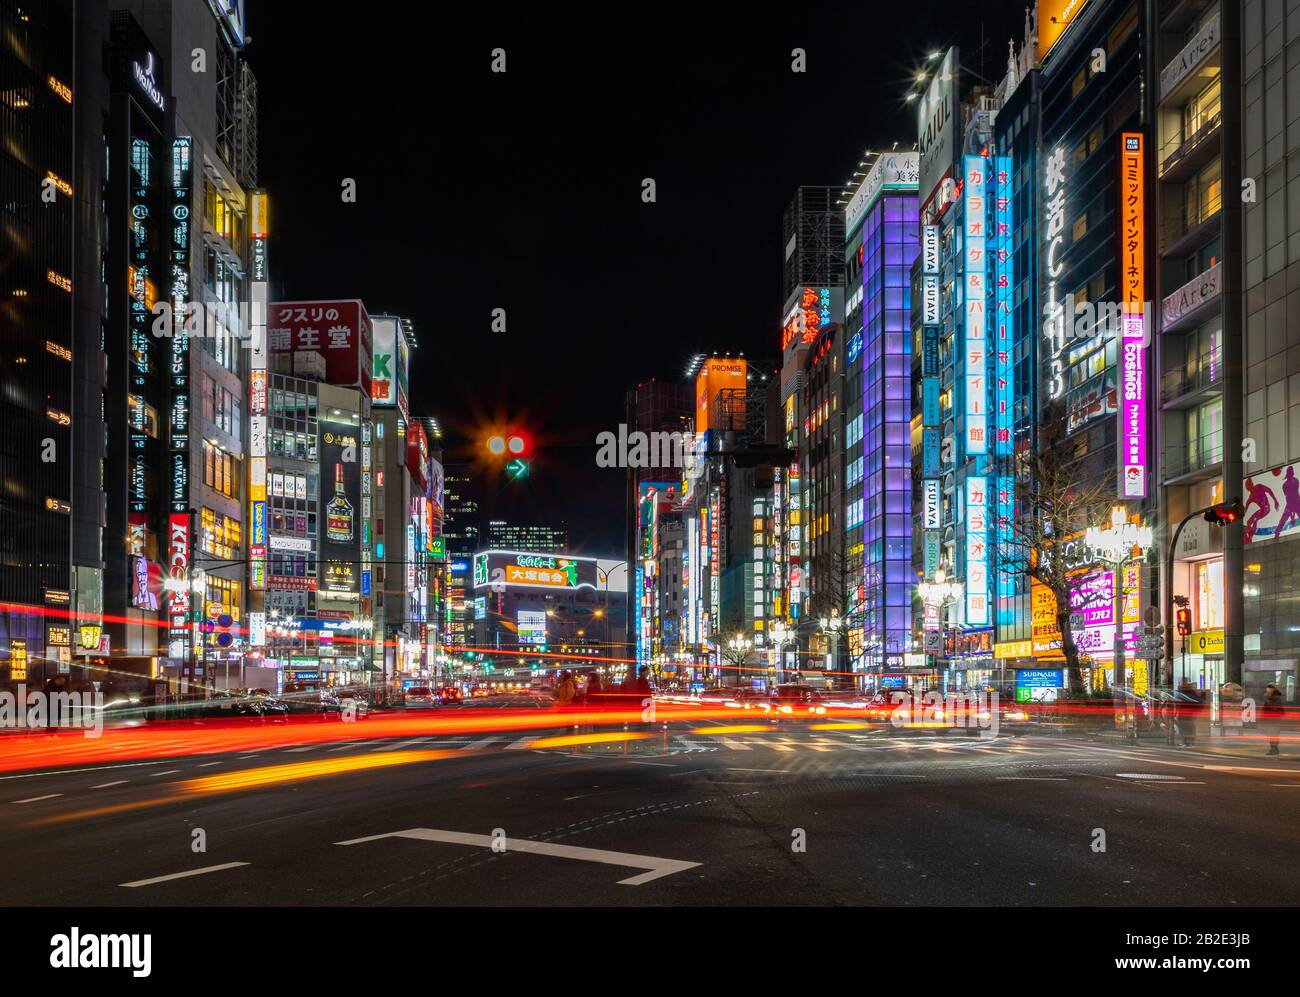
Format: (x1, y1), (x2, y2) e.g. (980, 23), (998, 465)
(525, 731), (653, 749)
(30, 749), (460, 826)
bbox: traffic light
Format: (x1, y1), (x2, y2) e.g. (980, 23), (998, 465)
(1176, 606), (1191, 636)
(1204, 500), (1244, 525)
(506, 457), (529, 480)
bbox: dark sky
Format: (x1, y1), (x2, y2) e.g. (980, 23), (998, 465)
(244, 2), (1024, 553)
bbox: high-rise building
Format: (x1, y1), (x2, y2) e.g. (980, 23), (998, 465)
(0, 0), (78, 687)
(838, 151), (920, 684)
(776, 188), (845, 665)
(441, 462), (480, 648)
(485, 520), (568, 553)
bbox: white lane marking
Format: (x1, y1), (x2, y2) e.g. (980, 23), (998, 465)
(150, 769), (181, 777)
(720, 739), (752, 751)
(727, 767), (789, 774)
(1270, 783), (1300, 787)
(996, 776), (1068, 781)
(0, 760), (169, 781)
(90, 780), (129, 789)
(197, 761), (222, 767)
(461, 736), (503, 750)
(11, 794), (62, 804)
(506, 736), (539, 750)
(336, 828), (699, 886)
(286, 744), (325, 752)
(329, 741), (366, 752)
(626, 760), (675, 767)
(372, 738), (428, 752)
(120, 861), (251, 888)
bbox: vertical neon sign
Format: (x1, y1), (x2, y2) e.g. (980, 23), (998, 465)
(1119, 132), (1147, 498)
(966, 476), (989, 625)
(963, 155), (987, 456)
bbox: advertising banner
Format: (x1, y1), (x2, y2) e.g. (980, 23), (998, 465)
(320, 420), (361, 596)
(269, 300), (372, 395)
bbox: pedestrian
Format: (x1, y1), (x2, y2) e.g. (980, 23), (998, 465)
(553, 670), (577, 707)
(1176, 681), (1202, 747)
(585, 672), (604, 710)
(1263, 682), (1285, 756)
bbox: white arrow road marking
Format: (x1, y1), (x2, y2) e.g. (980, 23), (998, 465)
(120, 862), (250, 888)
(335, 828), (700, 886)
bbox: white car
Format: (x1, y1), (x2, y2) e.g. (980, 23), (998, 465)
(403, 686), (437, 707)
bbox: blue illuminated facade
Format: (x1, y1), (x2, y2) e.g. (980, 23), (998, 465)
(843, 155), (919, 681)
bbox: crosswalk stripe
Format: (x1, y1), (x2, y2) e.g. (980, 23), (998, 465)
(462, 736), (503, 750)
(506, 736), (538, 750)
(720, 739), (752, 751)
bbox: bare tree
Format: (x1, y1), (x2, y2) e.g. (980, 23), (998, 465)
(999, 416), (1120, 695)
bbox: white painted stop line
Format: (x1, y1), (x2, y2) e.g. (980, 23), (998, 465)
(336, 827), (700, 885)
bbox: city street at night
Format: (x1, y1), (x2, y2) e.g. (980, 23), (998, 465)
(3, 0), (1298, 976)
(4, 706), (1300, 907)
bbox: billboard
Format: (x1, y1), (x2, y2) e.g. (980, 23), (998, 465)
(370, 315), (409, 421)
(472, 551), (599, 591)
(1038, 0), (1087, 63)
(844, 151), (919, 233)
(694, 356), (747, 435)
(1244, 460), (1300, 544)
(269, 300), (373, 395)
(406, 420), (429, 491)
(319, 419), (361, 596)
(917, 48), (957, 212)
(1119, 132), (1147, 498)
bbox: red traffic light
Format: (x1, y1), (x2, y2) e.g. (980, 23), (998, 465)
(507, 434), (526, 455)
(1176, 607), (1192, 636)
(1204, 500), (1244, 525)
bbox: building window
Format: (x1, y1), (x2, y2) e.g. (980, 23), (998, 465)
(203, 441), (241, 499)
(200, 507), (243, 559)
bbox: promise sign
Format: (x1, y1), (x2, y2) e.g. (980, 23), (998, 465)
(1118, 132), (1147, 498)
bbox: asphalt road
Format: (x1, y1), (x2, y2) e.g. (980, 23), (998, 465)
(4, 705), (1300, 906)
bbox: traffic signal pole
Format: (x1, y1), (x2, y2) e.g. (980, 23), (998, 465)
(1164, 502), (1243, 687)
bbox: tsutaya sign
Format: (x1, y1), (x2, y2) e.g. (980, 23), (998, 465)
(1118, 132), (1148, 499)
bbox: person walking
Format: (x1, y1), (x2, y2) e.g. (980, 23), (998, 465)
(553, 670), (577, 708)
(1263, 682), (1285, 756)
(585, 672), (604, 710)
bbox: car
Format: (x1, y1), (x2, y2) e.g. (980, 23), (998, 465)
(333, 690), (370, 718)
(698, 687), (742, 707)
(438, 686), (463, 705)
(767, 684), (828, 720)
(403, 686), (438, 707)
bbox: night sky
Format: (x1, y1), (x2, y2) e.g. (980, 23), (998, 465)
(244, 3), (1024, 553)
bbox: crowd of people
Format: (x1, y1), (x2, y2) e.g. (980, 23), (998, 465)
(552, 667), (651, 709)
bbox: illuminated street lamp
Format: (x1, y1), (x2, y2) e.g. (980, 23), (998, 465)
(726, 634), (753, 688)
(818, 609), (847, 686)
(1084, 506), (1153, 698)
(917, 568), (962, 682)
(770, 622), (794, 686)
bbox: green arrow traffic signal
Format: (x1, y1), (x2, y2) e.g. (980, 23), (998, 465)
(506, 458), (529, 479)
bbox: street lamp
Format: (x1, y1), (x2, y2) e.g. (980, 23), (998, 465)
(770, 622), (793, 686)
(726, 633), (753, 689)
(1084, 506), (1154, 699)
(818, 609), (847, 688)
(917, 568), (962, 689)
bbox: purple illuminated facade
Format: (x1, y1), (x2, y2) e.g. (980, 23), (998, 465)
(844, 189), (919, 678)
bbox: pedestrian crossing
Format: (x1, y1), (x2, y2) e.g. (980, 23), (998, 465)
(271, 729), (1047, 760)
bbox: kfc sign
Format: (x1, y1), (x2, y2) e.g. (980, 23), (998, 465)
(269, 300), (372, 394)
(168, 513), (190, 615)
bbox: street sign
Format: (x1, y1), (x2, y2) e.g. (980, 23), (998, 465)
(1069, 613), (1084, 630)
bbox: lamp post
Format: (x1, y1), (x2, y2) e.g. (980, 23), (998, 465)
(917, 569), (962, 691)
(1084, 506), (1154, 712)
(818, 609), (847, 689)
(726, 633), (753, 689)
(770, 621), (793, 687)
